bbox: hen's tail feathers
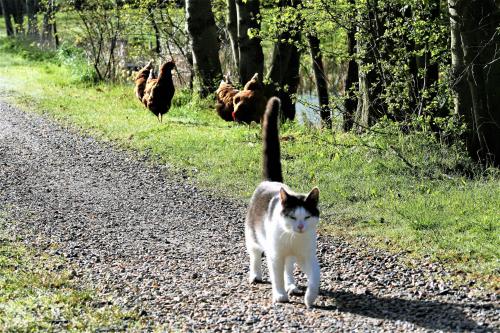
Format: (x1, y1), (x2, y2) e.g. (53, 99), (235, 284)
(147, 69), (155, 81)
(262, 97), (283, 182)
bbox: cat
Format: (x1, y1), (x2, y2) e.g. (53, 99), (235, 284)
(245, 96), (320, 308)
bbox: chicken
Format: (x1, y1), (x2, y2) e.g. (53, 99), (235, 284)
(134, 60), (154, 102)
(215, 74), (239, 122)
(142, 60), (176, 123)
(232, 73), (267, 124)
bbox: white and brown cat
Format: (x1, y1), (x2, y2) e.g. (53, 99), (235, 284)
(245, 97), (320, 308)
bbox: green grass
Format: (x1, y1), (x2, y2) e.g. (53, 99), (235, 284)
(0, 217), (149, 332)
(0, 38), (498, 287)
(0, 17), (5, 38)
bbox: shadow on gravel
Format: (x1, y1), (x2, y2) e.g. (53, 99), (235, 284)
(319, 290), (491, 332)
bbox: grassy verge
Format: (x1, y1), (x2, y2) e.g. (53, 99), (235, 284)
(0, 217), (148, 331)
(0, 38), (498, 286)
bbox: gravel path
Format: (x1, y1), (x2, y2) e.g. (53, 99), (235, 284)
(0, 101), (498, 332)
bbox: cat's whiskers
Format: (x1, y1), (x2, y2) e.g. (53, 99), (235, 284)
(289, 231), (297, 245)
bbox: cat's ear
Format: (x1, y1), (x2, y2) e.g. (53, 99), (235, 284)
(306, 187), (320, 206)
(279, 187), (289, 205)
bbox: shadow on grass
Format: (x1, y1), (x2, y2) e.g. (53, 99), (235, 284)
(318, 289), (492, 332)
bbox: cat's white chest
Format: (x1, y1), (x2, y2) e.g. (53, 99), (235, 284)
(268, 228), (314, 258)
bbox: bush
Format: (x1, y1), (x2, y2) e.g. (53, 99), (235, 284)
(171, 88), (193, 107)
(57, 42), (99, 84)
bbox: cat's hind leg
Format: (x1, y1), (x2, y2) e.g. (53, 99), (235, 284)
(247, 243), (263, 283)
(285, 256), (300, 295)
(248, 246), (263, 283)
(245, 225), (263, 283)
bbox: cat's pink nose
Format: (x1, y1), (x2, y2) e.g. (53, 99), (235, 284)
(298, 224), (304, 231)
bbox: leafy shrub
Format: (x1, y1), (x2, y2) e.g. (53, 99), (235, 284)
(171, 88), (193, 107)
(365, 118), (477, 179)
(57, 43), (99, 84)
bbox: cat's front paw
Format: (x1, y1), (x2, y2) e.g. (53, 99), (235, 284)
(248, 273), (263, 284)
(273, 292), (289, 304)
(286, 284), (300, 295)
(304, 289), (318, 308)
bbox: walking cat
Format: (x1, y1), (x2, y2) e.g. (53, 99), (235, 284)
(245, 97), (320, 308)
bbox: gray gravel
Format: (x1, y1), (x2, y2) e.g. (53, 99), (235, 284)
(0, 101), (498, 332)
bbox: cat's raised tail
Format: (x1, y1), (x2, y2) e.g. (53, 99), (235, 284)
(262, 97), (283, 183)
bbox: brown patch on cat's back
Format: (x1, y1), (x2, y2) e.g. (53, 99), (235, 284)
(246, 182), (285, 242)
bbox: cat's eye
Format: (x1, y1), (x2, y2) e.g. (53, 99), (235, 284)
(305, 216), (312, 220)
(289, 216), (297, 220)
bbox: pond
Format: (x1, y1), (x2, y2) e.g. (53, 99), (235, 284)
(296, 94), (322, 127)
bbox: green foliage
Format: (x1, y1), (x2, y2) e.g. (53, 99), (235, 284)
(258, 0), (452, 129)
(0, 16), (6, 38)
(56, 0), (191, 84)
(57, 42), (99, 84)
(172, 88), (195, 108)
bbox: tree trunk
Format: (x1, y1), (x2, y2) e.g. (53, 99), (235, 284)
(448, 0), (471, 120)
(355, 64), (370, 131)
(185, 0), (222, 97)
(343, 0), (358, 131)
(0, 0), (14, 36)
(354, 0), (385, 130)
(449, 0), (500, 166)
(42, 0), (58, 47)
(52, 2), (59, 48)
(1, 0), (24, 35)
(307, 33), (331, 129)
(267, 35), (301, 121)
(236, 0), (264, 84)
(267, 0), (302, 121)
(12, 0), (24, 35)
(26, 0), (39, 37)
(226, 0), (239, 70)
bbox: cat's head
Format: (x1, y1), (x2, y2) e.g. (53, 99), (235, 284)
(279, 187), (320, 234)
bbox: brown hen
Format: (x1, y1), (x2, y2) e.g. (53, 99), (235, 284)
(134, 60), (154, 102)
(232, 73), (267, 124)
(215, 74), (239, 122)
(142, 60), (175, 123)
